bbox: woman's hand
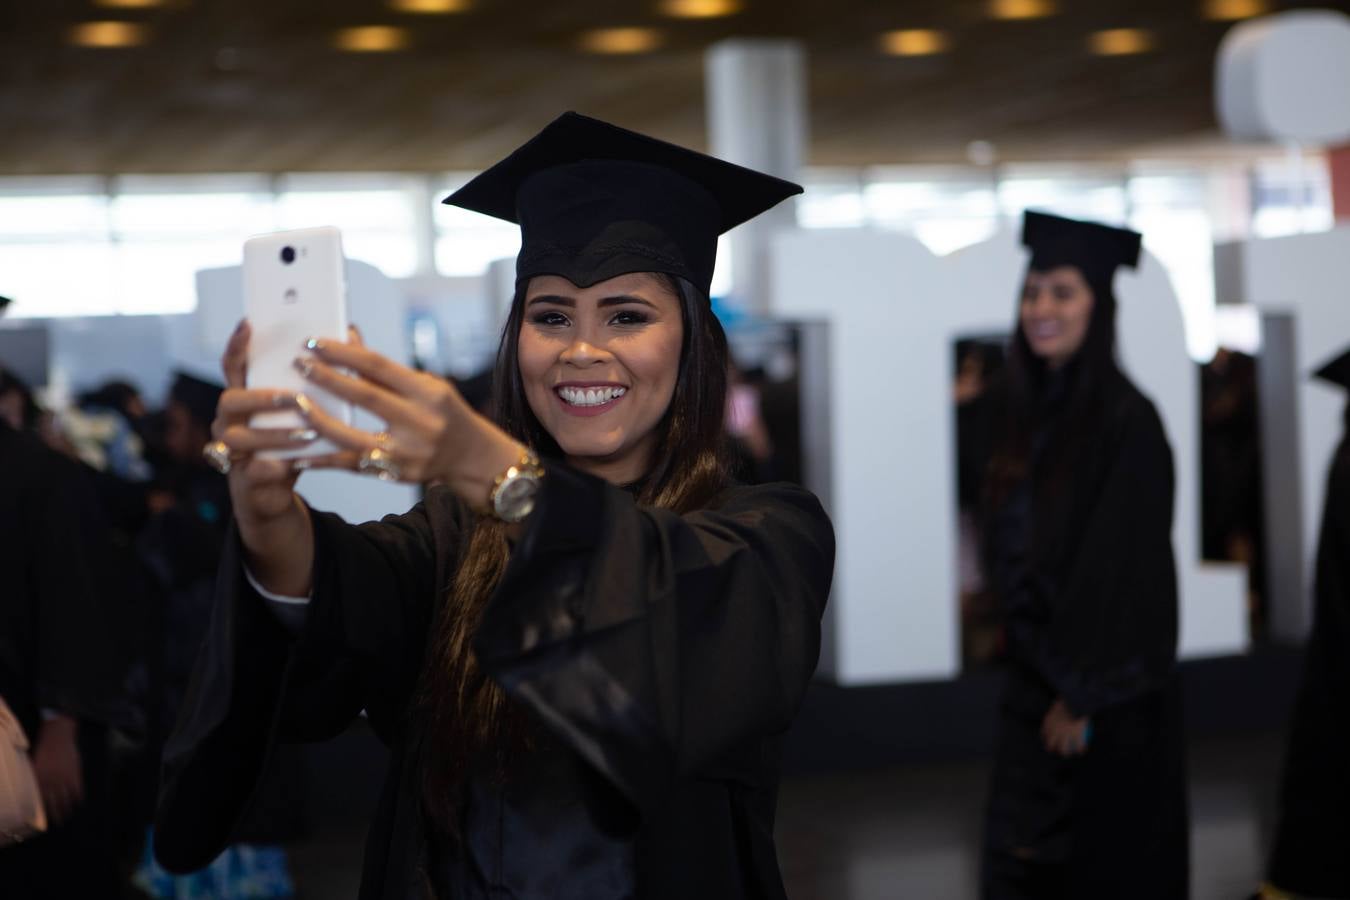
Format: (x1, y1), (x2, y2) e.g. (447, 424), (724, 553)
(1041, 698), (1090, 757)
(32, 714), (82, 826)
(212, 320), (318, 594)
(289, 333), (524, 510)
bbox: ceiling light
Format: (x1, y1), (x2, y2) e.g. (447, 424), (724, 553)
(94, 0), (167, 8)
(658, 0), (742, 18)
(388, 0), (471, 13)
(987, 0), (1056, 20)
(334, 26), (411, 52)
(69, 21), (150, 48)
(1088, 28), (1154, 56)
(879, 29), (951, 56)
(579, 27), (663, 54)
(1202, 0), (1269, 20)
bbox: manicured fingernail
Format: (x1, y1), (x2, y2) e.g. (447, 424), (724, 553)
(288, 428), (318, 442)
(347, 324), (362, 342)
(291, 457), (314, 472)
(273, 393), (298, 409)
(295, 393), (315, 418)
(293, 356), (315, 377)
(305, 337), (323, 351)
(233, 318), (246, 335)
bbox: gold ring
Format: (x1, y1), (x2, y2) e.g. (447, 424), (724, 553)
(357, 446), (402, 482)
(374, 430), (392, 449)
(202, 440), (233, 474)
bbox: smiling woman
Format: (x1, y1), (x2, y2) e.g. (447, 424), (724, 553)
(153, 113), (835, 900)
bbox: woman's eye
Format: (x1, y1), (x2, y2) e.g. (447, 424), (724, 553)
(609, 310), (649, 326)
(532, 311), (570, 327)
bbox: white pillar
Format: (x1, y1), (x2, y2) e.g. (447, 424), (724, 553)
(705, 39), (807, 314)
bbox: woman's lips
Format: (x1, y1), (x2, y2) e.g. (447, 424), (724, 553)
(555, 384), (627, 418)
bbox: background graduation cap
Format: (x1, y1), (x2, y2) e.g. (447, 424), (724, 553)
(169, 371), (224, 427)
(1021, 210), (1143, 289)
(443, 111), (802, 298)
(1312, 346), (1350, 391)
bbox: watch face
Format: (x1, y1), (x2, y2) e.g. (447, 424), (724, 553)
(495, 473), (541, 521)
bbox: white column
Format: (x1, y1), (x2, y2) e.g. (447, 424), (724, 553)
(705, 39), (807, 315)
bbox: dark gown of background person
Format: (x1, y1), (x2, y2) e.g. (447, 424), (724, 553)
(0, 419), (131, 898)
(153, 113), (835, 900)
(1264, 348), (1350, 898)
(979, 212), (1189, 900)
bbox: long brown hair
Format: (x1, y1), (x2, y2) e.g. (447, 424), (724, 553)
(417, 272), (730, 833)
(983, 264), (1121, 514)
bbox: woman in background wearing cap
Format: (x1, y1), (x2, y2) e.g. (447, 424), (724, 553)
(153, 113), (835, 900)
(978, 212), (1188, 899)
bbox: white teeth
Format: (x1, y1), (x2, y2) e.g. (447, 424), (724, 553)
(558, 386), (626, 407)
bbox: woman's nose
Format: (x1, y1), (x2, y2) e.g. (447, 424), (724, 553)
(559, 337), (609, 367)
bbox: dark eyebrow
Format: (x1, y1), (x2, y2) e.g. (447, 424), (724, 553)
(597, 294), (658, 310)
(525, 294), (658, 310)
(526, 294), (575, 308)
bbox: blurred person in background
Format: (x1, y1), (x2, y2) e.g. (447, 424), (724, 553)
(131, 371), (298, 899)
(0, 365), (42, 434)
(955, 338), (1006, 667)
(0, 388), (132, 898)
(153, 113), (834, 900)
(1258, 348), (1350, 900)
(978, 212), (1188, 899)
(725, 361), (779, 484)
(1200, 348), (1266, 635)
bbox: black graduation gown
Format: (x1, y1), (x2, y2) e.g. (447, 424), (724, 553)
(1266, 433), (1350, 897)
(980, 372), (1189, 899)
(154, 462), (834, 899)
(0, 421), (129, 741)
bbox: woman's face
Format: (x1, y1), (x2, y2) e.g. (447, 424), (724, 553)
(518, 272), (684, 483)
(1020, 265), (1095, 370)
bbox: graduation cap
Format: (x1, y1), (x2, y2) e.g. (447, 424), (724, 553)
(1021, 210), (1142, 287)
(169, 371), (223, 427)
(443, 111), (803, 297)
(1312, 346), (1350, 391)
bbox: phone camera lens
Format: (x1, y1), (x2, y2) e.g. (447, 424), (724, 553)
(280, 246), (296, 264)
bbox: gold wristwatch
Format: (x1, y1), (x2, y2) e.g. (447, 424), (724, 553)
(488, 447), (545, 523)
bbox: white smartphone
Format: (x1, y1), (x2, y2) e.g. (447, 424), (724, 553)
(243, 225), (353, 458)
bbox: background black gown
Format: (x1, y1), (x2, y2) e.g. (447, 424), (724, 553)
(154, 462), (834, 899)
(0, 421), (134, 897)
(1266, 427), (1350, 897)
(980, 369), (1189, 900)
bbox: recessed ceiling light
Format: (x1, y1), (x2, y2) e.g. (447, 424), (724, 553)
(388, 0), (471, 13)
(987, 0), (1056, 20)
(879, 29), (951, 56)
(658, 0), (742, 18)
(1202, 0), (1269, 21)
(335, 26), (411, 52)
(579, 27), (663, 54)
(1088, 28), (1154, 56)
(94, 0), (168, 8)
(69, 21), (150, 48)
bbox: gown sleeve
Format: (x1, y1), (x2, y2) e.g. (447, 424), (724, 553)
(473, 464), (835, 816)
(153, 487), (468, 873)
(1012, 399), (1179, 719)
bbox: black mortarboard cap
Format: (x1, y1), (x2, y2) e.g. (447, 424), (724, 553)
(442, 112), (803, 297)
(1021, 210), (1142, 287)
(170, 371), (223, 426)
(1312, 346), (1350, 391)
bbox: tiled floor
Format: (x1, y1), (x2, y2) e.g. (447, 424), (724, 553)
(287, 732), (1283, 899)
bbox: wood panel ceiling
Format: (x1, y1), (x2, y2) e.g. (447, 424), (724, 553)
(0, 0), (1345, 175)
